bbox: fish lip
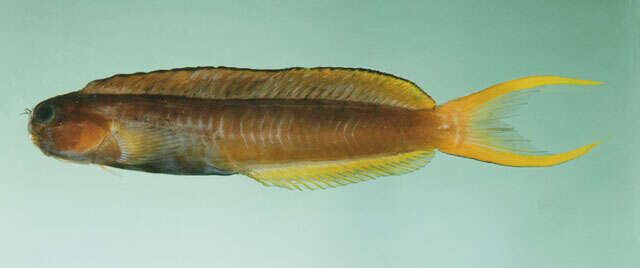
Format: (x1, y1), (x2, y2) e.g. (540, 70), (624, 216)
(28, 124), (44, 148)
(30, 133), (54, 156)
(28, 121), (57, 157)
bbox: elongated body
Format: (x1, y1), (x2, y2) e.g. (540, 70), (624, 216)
(28, 67), (600, 190)
(38, 94), (439, 174)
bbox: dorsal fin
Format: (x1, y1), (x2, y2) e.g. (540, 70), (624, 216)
(80, 67), (436, 110)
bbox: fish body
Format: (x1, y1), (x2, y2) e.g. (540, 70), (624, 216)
(28, 67), (600, 190)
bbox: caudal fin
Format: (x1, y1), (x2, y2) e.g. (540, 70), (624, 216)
(435, 76), (600, 167)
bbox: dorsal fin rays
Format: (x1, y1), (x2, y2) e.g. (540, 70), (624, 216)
(81, 67), (436, 110)
(243, 150), (435, 190)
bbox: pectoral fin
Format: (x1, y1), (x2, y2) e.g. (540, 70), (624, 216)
(112, 124), (181, 165)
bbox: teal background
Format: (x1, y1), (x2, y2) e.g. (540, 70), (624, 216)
(1, 0), (638, 267)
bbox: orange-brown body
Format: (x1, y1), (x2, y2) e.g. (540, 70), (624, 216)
(28, 67), (599, 190)
(34, 93), (445, 175)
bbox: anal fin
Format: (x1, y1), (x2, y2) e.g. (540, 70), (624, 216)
(243, 150), (435, 190)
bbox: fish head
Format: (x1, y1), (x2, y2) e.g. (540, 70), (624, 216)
(28, 94), (110, 163)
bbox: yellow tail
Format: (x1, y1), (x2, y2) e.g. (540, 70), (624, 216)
(435, 76), (600, 167)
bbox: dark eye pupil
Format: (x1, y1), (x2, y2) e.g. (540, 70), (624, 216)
(34, 104), (54, 123)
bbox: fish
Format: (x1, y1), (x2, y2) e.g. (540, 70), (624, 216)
(28, 67), (600, 190)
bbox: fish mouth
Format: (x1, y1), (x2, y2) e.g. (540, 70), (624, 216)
(28, 125), (44, 149)
(28, 123), (58, 157)
(29, 131), (54, 156)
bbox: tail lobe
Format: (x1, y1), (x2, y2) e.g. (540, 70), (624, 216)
(435, 76), (600, 167)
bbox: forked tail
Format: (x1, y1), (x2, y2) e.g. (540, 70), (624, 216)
(435, 76), (600, 167)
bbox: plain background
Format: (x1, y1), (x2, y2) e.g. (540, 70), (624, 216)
(2, 0), (638, 267)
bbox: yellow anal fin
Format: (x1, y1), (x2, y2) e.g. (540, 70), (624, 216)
(243, 150), (435, 191)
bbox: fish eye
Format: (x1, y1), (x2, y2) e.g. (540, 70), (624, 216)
(33, 103), (55, 124)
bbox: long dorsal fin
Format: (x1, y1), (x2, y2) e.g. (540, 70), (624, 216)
(243, 149), (435, 190)
(80, 67), (436, 110)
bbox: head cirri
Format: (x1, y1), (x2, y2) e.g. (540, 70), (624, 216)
(28, 93), (111, 163)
